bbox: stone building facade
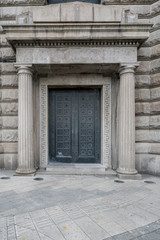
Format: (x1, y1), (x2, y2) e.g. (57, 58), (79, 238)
(0, 0), (160, 177)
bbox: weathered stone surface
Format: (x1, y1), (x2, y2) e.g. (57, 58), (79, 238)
(0, 130), (18, 142)
(0, 75), (18, 87)
(151, 44), (160, 59)
(135, 89), (150, 101)
(1, 103), (18, 115)
(136, 115), (160, 129)
(0, 48), (15, 60)
(138, 47), (151, 60)
(136, 143), (160, 154)
(135, 75), (150, 87)
(151, 0), (160, 16)
(0, 7), (30, 20)
(151, 14), (160, 30)
(136, 130), (160, 142)
(136, 102), (160, 115)
(136, 61), (150, 74)
(1, 89), (18, 101)
(1, 143), (18, 153)
(150, 59), (160, 73)
(102, 0), (155, 4)
(0, 63), (16, 74)
(0, 0), (45, 6)
(136, 154), (160, 175)
(0, 154), (4, 169)
(135, 102), (150, 115)
(151, 101), (160, 114)
(136, 116), (149, 128)
(0, 116), (18, 129)
(150, 115), (160, 128)
(4, 154), (18, 170)
(0, 34), (10, 47)
(144, 29), (160, 47)
(151, 73), (160, 86)
(151, 87), (160, 100)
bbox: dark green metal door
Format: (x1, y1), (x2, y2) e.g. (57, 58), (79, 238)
(49, 88), (100, 163)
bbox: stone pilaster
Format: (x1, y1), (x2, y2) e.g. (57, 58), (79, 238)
(15, 65), (36, 175)
(117, 64), (141, 180)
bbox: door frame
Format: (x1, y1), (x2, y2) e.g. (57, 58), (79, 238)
(39, 74), (111, 169)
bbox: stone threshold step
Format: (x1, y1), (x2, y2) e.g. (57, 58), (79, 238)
(38, 164), (117, 176)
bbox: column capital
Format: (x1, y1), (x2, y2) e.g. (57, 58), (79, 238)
(14, 64), (33, 75)
(119, 63), (139, 76)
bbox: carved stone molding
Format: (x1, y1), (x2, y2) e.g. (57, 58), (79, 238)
(14, 40), (140, 48)
(40, 74), (111, 168)
(0, 0), (46, 6)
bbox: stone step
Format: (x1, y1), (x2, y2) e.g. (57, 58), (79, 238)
(38, 164), (117, 176)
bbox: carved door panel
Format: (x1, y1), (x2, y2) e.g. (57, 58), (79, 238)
(49, 88), (100, 163)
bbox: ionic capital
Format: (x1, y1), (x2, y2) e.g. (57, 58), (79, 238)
(15, 64), (33, 76)
(119, 63), (139, 76)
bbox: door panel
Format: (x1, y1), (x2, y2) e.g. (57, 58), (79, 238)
(49, 88), (100, 163)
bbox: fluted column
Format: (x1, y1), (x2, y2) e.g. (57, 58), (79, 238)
(15, 65), (36, 175)
(117, 64), (141, 180)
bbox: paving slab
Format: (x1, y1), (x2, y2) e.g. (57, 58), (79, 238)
(0, 170), (160, 239)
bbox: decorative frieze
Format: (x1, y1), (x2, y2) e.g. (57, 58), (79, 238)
(14, 40), (140, 48)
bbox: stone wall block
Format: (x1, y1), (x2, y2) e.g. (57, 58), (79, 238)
(136, 154), (160, 176)
(1, 103), (18, 115)
(151, 14), (160, 30)
(150, 115), (160, 128)
(0, 117), (18, 129)
(135, 75), (150, 88)
(0, 34), (10, 47)
(136, 130), (160, 142)
(0, 48), (15, 60)
(0, 7), (30, 20)
(135, 89), (150, 101)
(135, 102), (150, 115)
(144, 30), (160, 47)
(136, 143), (160, 154)
(138, 47), (151, 60)
(136, 116), (149, 129)
(0, 75), (18, 87)
(1, 130), (18, 142)
(151, 73), (160, 86)
(151, 44), (160, 59)
(1, 89), (18, 102)
(4, 154), (18, 170)
(136, 61), (150, 74)
(150, 101), (160, 114)
(151, 87), (160, 100)
(0, 63), (16, 74)
(151, 0), (160, 16)
(1, 143), (18, 153)
(150, 59), (160, 74)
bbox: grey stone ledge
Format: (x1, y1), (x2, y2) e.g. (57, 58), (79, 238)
(102, 0), (157, 5)
(0, 0), (46, 6)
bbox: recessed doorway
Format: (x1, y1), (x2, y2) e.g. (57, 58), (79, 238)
(49, 88), (101, 164)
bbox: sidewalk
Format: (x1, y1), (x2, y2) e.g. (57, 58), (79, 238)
(0, 170), (160, 240)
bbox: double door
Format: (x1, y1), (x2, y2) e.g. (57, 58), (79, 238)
(49, 88), (101, 163)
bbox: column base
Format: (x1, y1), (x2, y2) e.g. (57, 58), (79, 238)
(117, 173), (142, 180)
(14, 168), (36, 176)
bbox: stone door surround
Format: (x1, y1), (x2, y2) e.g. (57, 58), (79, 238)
(3, 2), (152, 178)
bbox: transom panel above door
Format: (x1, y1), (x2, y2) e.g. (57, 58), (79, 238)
(49, 88), (101, 164)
